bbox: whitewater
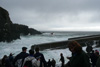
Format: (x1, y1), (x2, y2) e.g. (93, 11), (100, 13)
(0, 32), (100, 66)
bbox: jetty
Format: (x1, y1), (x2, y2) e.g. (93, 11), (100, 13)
(32, 34), (100, 50)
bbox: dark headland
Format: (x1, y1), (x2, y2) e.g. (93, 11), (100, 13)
(0, 7), (42, 42)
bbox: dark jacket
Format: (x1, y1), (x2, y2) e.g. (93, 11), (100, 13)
(96, 56), (100, 67)
(5, 58), (13, 67)
(34, 52), (47, 67)
(90, 52), (98, 66)
(13, 52), (29, 67)
(70, 51), (90, 67)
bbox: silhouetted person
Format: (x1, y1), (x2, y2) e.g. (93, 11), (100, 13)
(9, 53), (14, 62)
(2, 55), (8, 66)
(96, 56), (100, 67)
(34, 47), (47, 67)
(47, 59), (51, 67)
(60, 53), (65, 67)
(86, 44), (93, 56)
(51, 58), (56, 67)
(2, 55), (13, 67)
(13, 47), (29, 67)
(9, 53), (14, 67)
(31, 45), (35, 51)
(95, 50), (99, 57)
(90, 50), (98, 67)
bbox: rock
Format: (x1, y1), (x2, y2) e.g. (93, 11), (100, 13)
(29, 28), (42, 35)
(0, 7), (42, 42)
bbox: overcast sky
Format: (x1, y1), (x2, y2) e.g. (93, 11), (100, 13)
(1, 0), (100, 31)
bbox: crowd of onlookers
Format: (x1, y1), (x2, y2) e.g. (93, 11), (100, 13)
(0, 46), (63, 67)
(0, 40), (100, 67)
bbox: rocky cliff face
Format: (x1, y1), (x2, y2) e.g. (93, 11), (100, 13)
(0, 7), (42, 42)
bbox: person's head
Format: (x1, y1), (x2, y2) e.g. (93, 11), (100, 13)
(2, 55), (7, 59)
(31, 45), (34, 51)
(9, 53), (13, 56)
(35, 47), (40, 52)
(95, 50), (99, 53)
(52, 58), (54, 60)
(22, 47), (27, 52)
(60, 53), (63, 56)
(92, 50), (94, 53)
(68, 40), (82, 53)
(95, 50), (99, 56)
(29, 50), (34, 55)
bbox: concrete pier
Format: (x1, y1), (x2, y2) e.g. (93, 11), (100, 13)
(32, 34), (100, 50)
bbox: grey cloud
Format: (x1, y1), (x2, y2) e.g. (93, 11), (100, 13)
(1, 0), (100, 31)
(1, 0), (100, 13)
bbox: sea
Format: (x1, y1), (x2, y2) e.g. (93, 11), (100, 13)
(0, 31), (100, 66)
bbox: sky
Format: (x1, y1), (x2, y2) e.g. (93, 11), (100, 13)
(0, 0), (100, 31)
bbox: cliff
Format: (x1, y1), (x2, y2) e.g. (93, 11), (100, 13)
(0, 7), (42, 42)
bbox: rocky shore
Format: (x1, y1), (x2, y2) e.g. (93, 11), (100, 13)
(0, 7), (42, 42)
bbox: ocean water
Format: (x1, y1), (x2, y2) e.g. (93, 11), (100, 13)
(0, 31), (100, 65)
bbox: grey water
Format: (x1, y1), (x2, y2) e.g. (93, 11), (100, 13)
(0, 31), (100, 65)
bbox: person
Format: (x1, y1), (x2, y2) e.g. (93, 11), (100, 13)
(67, 40), (90, 67)
(51, 58), (56, 67)
(31, 45), (35, 51)
(1, 55), (8, 66)
(47, 59), (51, 67)
(9, 53), (14, 66)
(1, 55), (13, 67)
(22, 49), (40, 67)
(96, 56), (100, 67)
(90, 50), (99, 67)
(86, 44), (93, 56)
(95, 50), (99, 57)
(34, 46), (47, 67)
(13, 47), (29, 67)
(8, 53), (14, 67)
(60, 53), (65, 67)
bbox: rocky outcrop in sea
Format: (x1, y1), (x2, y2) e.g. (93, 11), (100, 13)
(0, 7), (42, 42)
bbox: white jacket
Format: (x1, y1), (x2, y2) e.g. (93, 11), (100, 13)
(22, 56), (40, 67)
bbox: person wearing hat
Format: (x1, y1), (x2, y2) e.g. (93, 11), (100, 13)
(13, 47), (29, 67)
